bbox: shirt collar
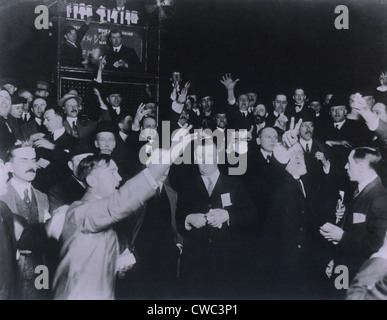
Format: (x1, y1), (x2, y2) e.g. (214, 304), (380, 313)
(201, 169), (220, 187)
(35, 117), (42, 125)
(119, 131), (128, 142)
(334, 120), (346, 130)
(11, 178), (32, 200)
(299, 137), (313, 150)
(358, 173), (378, 193)
(53, 127), (66, 141)
(113, 44), (122, 52)
(66, 117), (77, 126)
(113, 106), (121, 115)
(117, 6), (125, 11)
(260, 149), (273, 159)
(273, 111), (283, 117)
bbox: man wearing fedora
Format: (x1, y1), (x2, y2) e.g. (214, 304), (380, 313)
(59, 93), (96, 143)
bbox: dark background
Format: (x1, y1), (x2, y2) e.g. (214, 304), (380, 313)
(0, 0), (386, 106)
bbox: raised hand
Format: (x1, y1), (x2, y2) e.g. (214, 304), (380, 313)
(282, 117), (303, 148)
(177, 82), (191, 104)
(220, 73), (240, 90)
(134, 103), (150, 122)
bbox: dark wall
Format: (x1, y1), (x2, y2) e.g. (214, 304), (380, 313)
(0, 0), (386, 104)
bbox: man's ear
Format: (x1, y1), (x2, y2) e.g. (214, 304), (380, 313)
(5, 162), (13, 173)
(94, 140), (98, 148)
(256, 137), (261, 146)
(68, 161), (74, 172)
(118, 122), (123, 131)
(86, 174), (96, 188)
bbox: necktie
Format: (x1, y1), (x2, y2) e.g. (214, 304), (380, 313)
(49, 132), (54, 141)
(305, 143), (310, 154)
(296, 179), (306, 198)
(24, 189), (31, 205)
(72, 121), (79, 138)
(266, 155), (271, 163)
(207, 176), (214, 196)
(353, 188), (360, 199)
(156, 186), (161, 198)
(23, 114), (28, 122)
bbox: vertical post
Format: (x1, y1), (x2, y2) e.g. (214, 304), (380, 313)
(56, 14), (63, 101)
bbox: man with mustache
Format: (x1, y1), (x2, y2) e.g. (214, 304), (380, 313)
(0, 145), (50, 299)
(59, 93), (96, 143)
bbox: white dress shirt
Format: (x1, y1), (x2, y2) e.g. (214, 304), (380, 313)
(11, 178), (32, 201)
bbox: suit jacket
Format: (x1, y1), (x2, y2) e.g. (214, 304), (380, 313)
(63, 117), (96, 142)
(0, 116), (16, 160)
(226, 105), (254, 130)
(176, 172), (256, 288)
(0, 183), (49, 223)
(105, 45), (142, 72)
(33, 131), (77, 193)
(7, 115), (23, 140)
(338, 177), (387, 277)
(53, 169), (157, 300)
(244, 146), (284, 226)
(47, 175), (86, 213)
(0, 201), (17, 299)
(0, 183), (49, 253)
(21, 117), (48, 141)
(60, 24), (89, 68)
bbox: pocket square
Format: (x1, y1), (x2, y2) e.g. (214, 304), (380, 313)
(353, 212), (366, 224)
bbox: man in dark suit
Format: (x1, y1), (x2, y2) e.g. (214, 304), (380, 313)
(59, 93), (96, 143)
(93, 58), (132, 125)
(320, 147), (387, 286)
(31, 106), (77, 193)
(285, 86), (308, 120)
(1, 145), (51, 299)
(105, 29), (142, 72)
(116, 168), (183, 299)
(8, 95), (27, 141)
(262, 140), (320, 298)
(60, 18), (92, 68)
(47, 144), (93, 213)
(245, 126), (283, 226)
(0, 89), (16, 160)
(266, 93), (289, 136)
(21, 97), (48, 141)
(176, 141), (256, 298)
(0, 159), (17, 299)
(323, 94), (372, 195)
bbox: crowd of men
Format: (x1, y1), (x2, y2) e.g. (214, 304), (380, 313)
(2, 5), (387, 298)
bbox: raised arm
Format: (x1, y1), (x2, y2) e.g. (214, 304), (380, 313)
(220, 73), (239, 105)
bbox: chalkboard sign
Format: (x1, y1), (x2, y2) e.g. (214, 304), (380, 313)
(63, 19), (145, 69)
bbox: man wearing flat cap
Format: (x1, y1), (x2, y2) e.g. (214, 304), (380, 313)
(59, 93), (96, 143)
